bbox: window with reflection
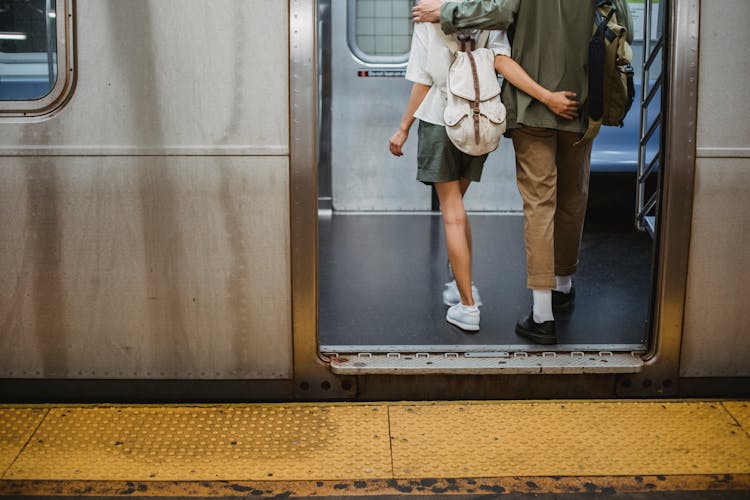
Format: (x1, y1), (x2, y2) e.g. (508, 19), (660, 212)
(350, 0), (414, 62)
(0, 0), (58, 100)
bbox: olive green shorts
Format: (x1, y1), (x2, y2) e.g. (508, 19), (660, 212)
(416, 120), (488, 185)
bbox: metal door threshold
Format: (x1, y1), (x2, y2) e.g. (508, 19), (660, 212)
(321, 343), (647, 354)
(327, 351), (645, 375)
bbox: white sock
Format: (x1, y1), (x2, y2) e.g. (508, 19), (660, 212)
(532, 289), (554, 323)
(554, 275), (572, 294)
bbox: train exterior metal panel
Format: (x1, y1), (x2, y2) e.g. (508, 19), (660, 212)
(0, 0), (289, 154)
(0, 0), (293, 380)
(0, 0), (749, 398)
(679, 0), (750, 378)
(0, 156), (293, 379)
(680, 158), (750, 377)
(695, 0), (750, 154)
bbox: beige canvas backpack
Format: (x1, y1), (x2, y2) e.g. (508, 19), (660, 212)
(442, 31), (506, 156)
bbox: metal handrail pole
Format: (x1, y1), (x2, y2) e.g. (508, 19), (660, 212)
(644, 37), (663, 73)
(639, 152), (661, 184)
(643, 73), (663, 109)
(637, 0), (655, 229)
(640, 112), (662, 148)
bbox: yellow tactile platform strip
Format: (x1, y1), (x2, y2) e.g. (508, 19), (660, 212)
(724, 401), (750, 436)
(0, 401), (749, 483)
(0, 409), (47, 476)
(389, 402), (750, 478)
(3, 406), (392, 481)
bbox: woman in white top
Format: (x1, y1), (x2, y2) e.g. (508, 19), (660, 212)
(389, 21), (579, 332)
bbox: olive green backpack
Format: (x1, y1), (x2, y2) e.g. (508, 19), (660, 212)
(578, 0), (635, 144)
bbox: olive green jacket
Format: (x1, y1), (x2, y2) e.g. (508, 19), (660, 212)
(440, 0), (597, 134)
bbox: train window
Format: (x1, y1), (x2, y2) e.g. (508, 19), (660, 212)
(347, 0), (414, 64)
(628, 0), (662, 42)
(0, 0), (73, 115)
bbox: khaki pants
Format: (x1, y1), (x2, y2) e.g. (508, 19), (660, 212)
(511, 127), (592, 290)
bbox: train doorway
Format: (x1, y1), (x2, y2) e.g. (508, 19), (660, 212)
(317, 0), (664, 372)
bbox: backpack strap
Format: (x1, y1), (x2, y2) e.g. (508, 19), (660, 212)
(589, 6), (610, 123)
(439, 29), (490, 54)
(466, 50), (482, 145)
(476, 30), (491, 50)
(452, 30), (489, 145)
(575, 1), (613, 146)
(457, 31), (476, 52)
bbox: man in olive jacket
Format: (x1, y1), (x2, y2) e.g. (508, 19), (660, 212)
(414, 0), (601, 344)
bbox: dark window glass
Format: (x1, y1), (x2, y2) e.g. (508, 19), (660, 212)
(0, 0), (58, 100)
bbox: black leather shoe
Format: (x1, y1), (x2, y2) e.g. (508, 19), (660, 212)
(515, 312), (557, 345)
(552, 283), (575, 313)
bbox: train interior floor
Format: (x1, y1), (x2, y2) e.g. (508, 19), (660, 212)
(319, 180), (653, 352)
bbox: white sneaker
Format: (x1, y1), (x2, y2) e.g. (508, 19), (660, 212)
(446, 303), (480, 332)
(442, 280), (482, 307)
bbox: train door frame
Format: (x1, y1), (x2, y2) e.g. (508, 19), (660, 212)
(620, 0), (700, 396)
(289, 0), (357, 400)
(291, 0), (701, 398)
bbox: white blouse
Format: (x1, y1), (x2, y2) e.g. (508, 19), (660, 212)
(405, 22), (511, 126)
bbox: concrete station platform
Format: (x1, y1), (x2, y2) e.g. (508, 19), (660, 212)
(1, 400), (749, 498)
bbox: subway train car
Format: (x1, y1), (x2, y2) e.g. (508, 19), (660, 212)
(0, 0), (748, 402)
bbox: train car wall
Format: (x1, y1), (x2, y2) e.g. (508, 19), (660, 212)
(679, 0), (750, 378)
(0, 0), (293, 380)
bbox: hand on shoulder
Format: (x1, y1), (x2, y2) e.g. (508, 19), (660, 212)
(412, 0), (443, 23)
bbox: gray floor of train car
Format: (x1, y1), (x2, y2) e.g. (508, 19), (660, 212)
(319, 214), (652, 350)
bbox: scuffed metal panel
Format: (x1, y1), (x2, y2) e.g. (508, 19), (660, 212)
(681, 0), (750, 378)
(0, 156), (292, 379)
(0, 0), (289, 155)
(696, 0), (750, 152)
(680, 158), (750, 377)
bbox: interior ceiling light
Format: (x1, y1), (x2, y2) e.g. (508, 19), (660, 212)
(0, 32), (27, 40)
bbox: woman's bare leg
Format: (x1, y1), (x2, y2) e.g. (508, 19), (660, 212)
(435, 180), (474, 306)
(460, 178), (472, 258)
(447, 178), (473, 279)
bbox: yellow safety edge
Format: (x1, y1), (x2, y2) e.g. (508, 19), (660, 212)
(1, 400), (748, 484)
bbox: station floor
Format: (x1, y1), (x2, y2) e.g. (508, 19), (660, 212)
(1, 400), (750, 498)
